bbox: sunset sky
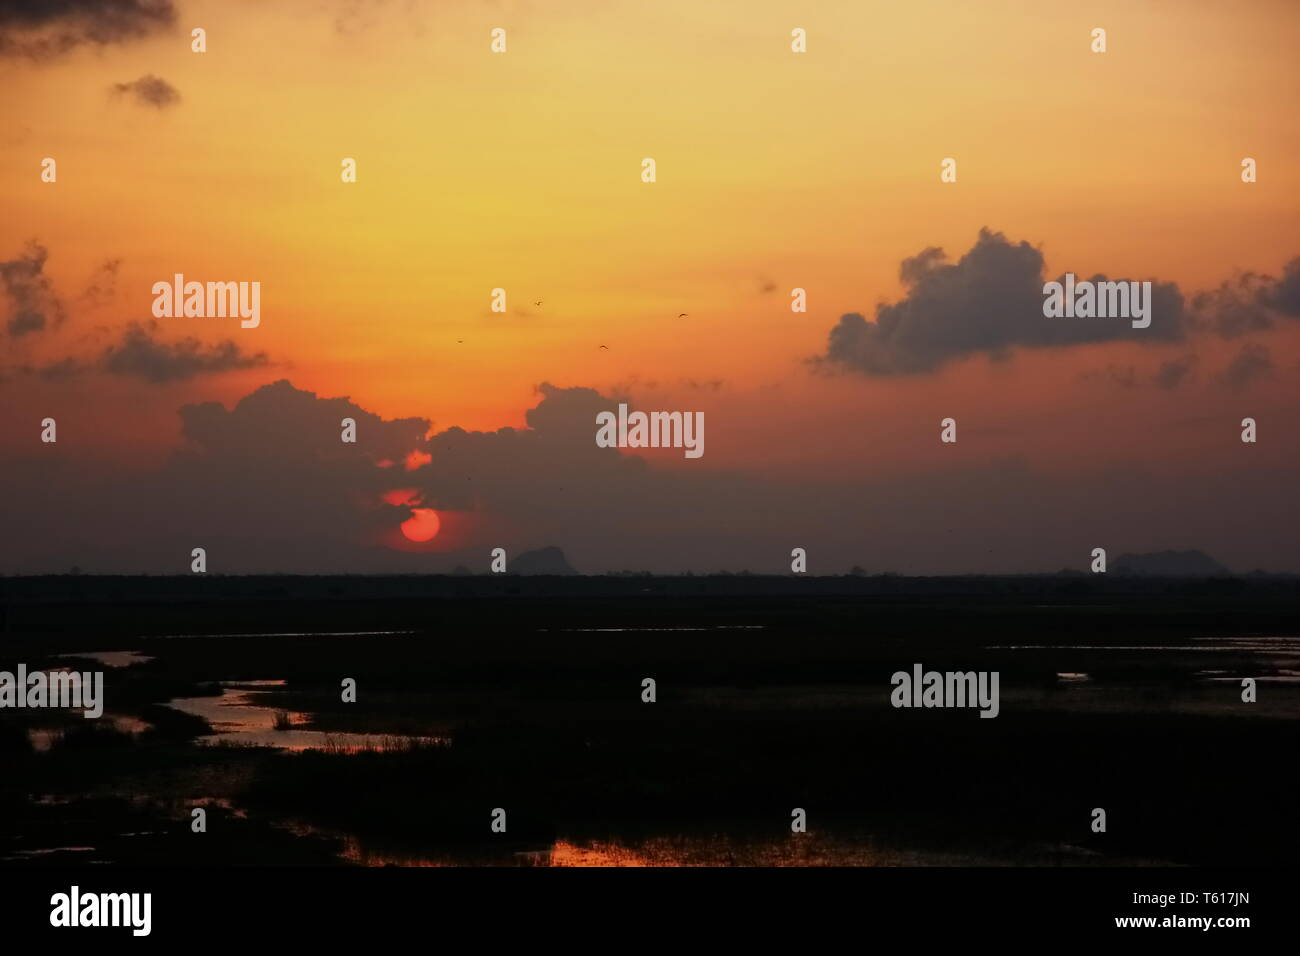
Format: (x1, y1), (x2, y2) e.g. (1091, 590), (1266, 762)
(2, 0), (1298, 574)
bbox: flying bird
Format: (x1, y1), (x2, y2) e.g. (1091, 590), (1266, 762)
(533, 300), (543, 307)
(677, 313), (688, 318)
(599, 345), (609, 350)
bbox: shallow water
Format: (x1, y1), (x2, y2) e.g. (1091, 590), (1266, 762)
(26, 714), (150, 752)
(987, 636), (1300, 654)
(150, 630), (419, 640)
(20, 655), (152, 751)
(275, 819), (1171, 868)
(55, 650), (154, 668)
(166, 681), (448, 752)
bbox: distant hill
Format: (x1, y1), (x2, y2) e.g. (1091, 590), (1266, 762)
(1113, 549), (1230, 576)
(511, 546), (578, 575)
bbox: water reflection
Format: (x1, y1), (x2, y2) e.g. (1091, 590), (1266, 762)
(55, 650), (154, 668)
(989, 636), (1300, 653)
(272, 824), (1168, 867)
(166, 681), (448, 752)
(26, 714), (151, 753)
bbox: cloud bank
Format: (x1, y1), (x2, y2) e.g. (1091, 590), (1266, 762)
(0, 0), (176, 59)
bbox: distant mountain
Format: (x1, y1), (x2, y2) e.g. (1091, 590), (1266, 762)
(511, 546), (578, 576)
(1112, 549), (1230, 576)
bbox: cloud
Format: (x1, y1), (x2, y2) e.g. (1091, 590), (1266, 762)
(1260, 257), (1300, 317)
(0, 246), (268, 383)
(110, 73), (180, 109)
(815, 229), (1186, 376)
(1091, 365), (1138, 389)
(1155, 355), (1197, 390)
(1220, 343), (1273, 390)
(1187, 273), (1275, 338)
(99, 322), (269, 382)
(411, 382), (641, 514)
(28, 356), (87, 381)
(79, 258), (121, 306)
(331, 0), (426, 38)
(1081, 353), (1199, 391)
(2, 377), (1298, 575)
(127, 381), (434, 571)
(1, 241), (65, 338)
(0, 380), (447, 573)
(0, 0), (175, 59)
(1175, 257), (1300, 339)
(178, 379), (429, 465)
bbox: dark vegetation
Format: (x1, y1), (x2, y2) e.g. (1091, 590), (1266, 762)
(2, 574), (1297, 865)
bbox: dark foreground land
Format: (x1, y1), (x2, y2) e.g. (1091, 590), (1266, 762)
(1, 574), (1297, 866)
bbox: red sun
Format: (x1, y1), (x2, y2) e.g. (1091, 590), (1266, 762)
(400, 507), (441, 542)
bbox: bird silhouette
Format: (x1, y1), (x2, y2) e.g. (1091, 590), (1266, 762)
(677, 313), (688, 318)
(599, 345), (608, 350)
(533, 300), (543, 307)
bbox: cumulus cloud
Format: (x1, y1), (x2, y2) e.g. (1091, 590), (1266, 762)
(179, 379), (429, 465)
(815, 229), (1186, 376)
(815, 231), (1300, 378)
(1187, 273), (1278, 338)
(134, 381), (434, 570)
(110, 73), (180, 109)
(1185, 257), (1300, 340)
(1, 241), (65, 338)
(410, 383), (642, 514)
(1263, 257), (1300, 316)
(0, 0), (175, 59)
(1221, 343), (1273, 390)
(100, 322), (268, 383)
(2, 377), (1298, 575)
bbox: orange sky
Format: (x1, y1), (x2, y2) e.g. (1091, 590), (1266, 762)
(1, 0), (1298, 573)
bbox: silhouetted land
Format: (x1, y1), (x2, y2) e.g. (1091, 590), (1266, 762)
(2, 575), (1297, 866)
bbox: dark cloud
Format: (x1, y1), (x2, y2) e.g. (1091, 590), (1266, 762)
(413, 383), (641, 513)
(0, 246), (266, 382)
(682, 378), (724, 391)
(79, 258), (121, 306)
(2, 378), (1298, 574)
(1081, 353), (1199, 391)
(1155, 355), (1196, 390)
(100, 322), (269, 383)
(1097, 365), (1137, 388)
(0, 0), (175, 59)
(0, 380), (434, 573)
(1172, 258), (1300, 338)
(1187, 273), (1275, 338)
(110, 73), (180, 109)
(139, 380), (432, 571)
(1, 241), (65, 338)
(179, 379), (429, 466)
(1221, 343), (1273, 390)
(30, 356), (87, 381)
(1260, 257), (1300, 317)
(815, 228), (1186, 376)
